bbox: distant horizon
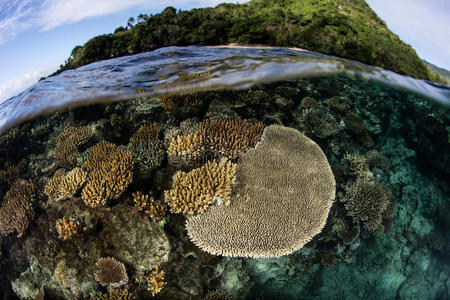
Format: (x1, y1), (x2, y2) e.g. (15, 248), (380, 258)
(0, 0), (448, 103)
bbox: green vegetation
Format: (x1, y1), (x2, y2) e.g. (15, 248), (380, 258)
(54, 0), (441, 81)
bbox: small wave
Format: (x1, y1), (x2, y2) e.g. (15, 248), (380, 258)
(0, 45), (448, 135)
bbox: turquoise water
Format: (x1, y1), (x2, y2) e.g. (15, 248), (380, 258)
(0, 46), (449, 299)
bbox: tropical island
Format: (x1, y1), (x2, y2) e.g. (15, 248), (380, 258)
(53, 0), (444, 83)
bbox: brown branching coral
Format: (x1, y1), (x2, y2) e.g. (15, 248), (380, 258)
(195, 117), (265, 159)
(81, 141), (133, 207)
(45, 168), (87, 200)
(0, 179), (37, 237)
(186, 125), (336, 258)
(157, 93), (202, 115)
(52, 126), (92, 167)
(344, 152), (372, 179)
(94, 257), (128, 287)
(164, 159), (236, 215)
(90, 288), (135, 300)
(144, 267), (166, 297)
(303, 108), (339, 139)
(133, 191), (166, 219)
(167, 133), (206, 167)
(130, 122), (161, 146)
(55, 217), (83, 240)
(341, 178), (392, 233)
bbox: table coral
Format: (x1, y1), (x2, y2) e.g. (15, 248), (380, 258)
(164, 159), (236, 215)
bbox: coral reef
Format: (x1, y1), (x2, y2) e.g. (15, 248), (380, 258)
(81, 141), (133, 207)
(51, 126), (92, 167)
(132, 191), (166, 219)
(164, 159), (236, 215)
(303, 108), (339, 139)
(90, 288), (135, 300)
(55, 217), (83, 240)
(341, 178), (394, 233)
(129, 122), (161, 146)
(186, 125), (335, 258)
(0, 179), (37, 237)
(94, 257), (128, 287)
(167, 133), (206, 167)
(144, 267), (166, 297)
(194, 117), (265, 159)
(44, 168), (87, 200)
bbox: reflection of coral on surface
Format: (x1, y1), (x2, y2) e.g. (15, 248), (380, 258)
(0, 179), (37, 237)
(56, 217), (83, 240)
(52, 126), (92, 167)
(145, 267), (166, 297)
(164, 159), (236, 215)
(132, 191), (166, 219)
(186, 125), (336, 258)
(81, 141), (133, 207)
(94, 257), (129, 287)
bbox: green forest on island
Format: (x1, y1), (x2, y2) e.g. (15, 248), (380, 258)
(54, 0), (443, 82)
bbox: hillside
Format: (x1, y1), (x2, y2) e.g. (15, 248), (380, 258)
(54, 0), (439, 81)
(424, 61), (450, 85)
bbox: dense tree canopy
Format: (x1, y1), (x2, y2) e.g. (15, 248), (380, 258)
(53, 0), (441, 82)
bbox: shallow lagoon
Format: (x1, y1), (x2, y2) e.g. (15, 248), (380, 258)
(0, 46), (449, 299)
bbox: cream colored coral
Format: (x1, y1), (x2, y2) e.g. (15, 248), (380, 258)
(167, 133), (206, 167)
(185, 125), (335, 258)
(164, 159), (236, 215)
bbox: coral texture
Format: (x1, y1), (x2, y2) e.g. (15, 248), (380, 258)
(130, 122), (161, 146)
(90, 288), (135, 300)
(45, 168), (87, 200)
(145, 267), (166, 297)
(132, 191), (166, 219)
(81, 141), (133, 207)
(164, 159), (236, 215)
(304, 108), (339, 138)
(186, 125), (336, 258)
(167, 133), (205, 167)
(195, 117), (265, 159)
(55, 217), (82, 240)
(52, 126), (92, 167)
(94, 257), (128, 287)
(341, 178), (393, 233)
(0, 179), (37, 237)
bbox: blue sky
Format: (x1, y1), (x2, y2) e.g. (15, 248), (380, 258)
(0, 0), (448, 102)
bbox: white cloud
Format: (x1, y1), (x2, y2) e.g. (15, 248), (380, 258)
(0, 59), (63, 103)
(0, 0), (36, 44)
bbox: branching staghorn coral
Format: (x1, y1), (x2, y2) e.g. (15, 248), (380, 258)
(185, 125), (336, 258)
(344, 152), (372, 179)
(55, 217), (83, 240)
(341, 178), (393, 233)
(44, 168), (87, 200)
(164, 159), (236, 215)
(51, 126), (92, 167)
(167, 133), (206, 167)
(157, 93), (202, 116)
(144, 267), (166, 297)
(129, 123), (165, 174)
(0, 179), (37, 237)
(303, 108), (339, 138)
(130, 122), (161, 146)
(132, 191), (166, 219)
(90, 288), (135, 300)
(94, 257), (128, 287)
(81, 141), (133, 207)
(195, 117), (265, 159)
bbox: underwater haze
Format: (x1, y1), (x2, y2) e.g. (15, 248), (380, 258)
(0, 46), (449, 299)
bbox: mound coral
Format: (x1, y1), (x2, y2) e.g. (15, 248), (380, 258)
(144, 267), (166, 297)
(81, 141), (133, 207)
(0, 179), (37, 237)
(52, 126), (92, 167)
(94, 257), (128, 287)
(164, 159), (236, 215)
(341, 178), (393, 233)
(185, 125), (336, 258)
(132, 191), (166, 219)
